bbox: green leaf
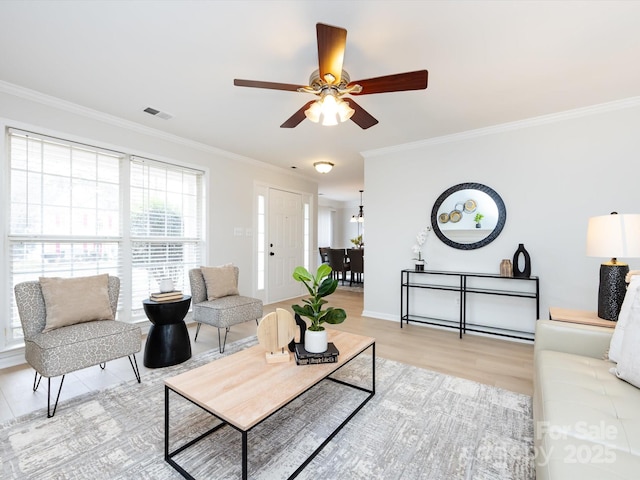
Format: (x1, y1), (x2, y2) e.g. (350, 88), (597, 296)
(317, 277), (338, 297)
(316, 264), (332, 281)
(292, 266), (312, 282)
(321, 308), (347, 325)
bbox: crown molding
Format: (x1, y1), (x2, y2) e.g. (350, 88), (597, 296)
(362, 96), (640, 159)
(0, 80), (314, 182)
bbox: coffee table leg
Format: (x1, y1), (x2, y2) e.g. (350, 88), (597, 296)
(242, 431), (248, 480)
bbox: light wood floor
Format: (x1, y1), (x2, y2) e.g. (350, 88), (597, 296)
(0, 289), (533, 422)
(287, 289), (534, 396)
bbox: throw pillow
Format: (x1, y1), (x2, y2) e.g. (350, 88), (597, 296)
(200, 264), (239, 300)
(40, 274), (114, 333)
(613, 297), (640, 388)
(609, 278), (640, 363)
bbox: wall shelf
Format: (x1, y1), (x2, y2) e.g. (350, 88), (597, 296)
(400, 269), (539, 341)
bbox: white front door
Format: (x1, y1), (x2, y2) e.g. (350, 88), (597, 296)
(268, 188), (304, 302)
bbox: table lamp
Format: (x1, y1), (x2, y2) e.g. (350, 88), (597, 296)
(586, 212), (640, 320)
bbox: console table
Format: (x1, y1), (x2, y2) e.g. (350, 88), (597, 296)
(400, 269), (539, 341)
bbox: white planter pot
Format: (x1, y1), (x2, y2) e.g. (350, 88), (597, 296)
(159, 278), (174, 293)
(305, 329), (328, 353)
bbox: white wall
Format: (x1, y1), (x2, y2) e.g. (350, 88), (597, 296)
(363, 98), (640, 335)
(0, 88), (317, 346)
(318, 197), (357, 249)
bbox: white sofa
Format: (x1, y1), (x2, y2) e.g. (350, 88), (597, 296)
(533, 319), (640, 479)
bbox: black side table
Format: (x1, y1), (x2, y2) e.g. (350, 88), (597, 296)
(143, 295), (192, 368)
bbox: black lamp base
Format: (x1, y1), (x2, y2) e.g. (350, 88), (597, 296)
(598, 263), (629, 321)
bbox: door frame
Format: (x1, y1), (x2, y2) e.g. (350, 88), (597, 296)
(253, 182), (315, 304)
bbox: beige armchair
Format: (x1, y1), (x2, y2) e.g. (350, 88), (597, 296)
(189, 267), (263, 353)
(14, 275), (141, 417)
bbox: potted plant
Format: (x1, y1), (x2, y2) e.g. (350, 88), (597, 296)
(474, 213), (484, 228)
(292, 264), (347, 353)
(350, 234), (363, 248)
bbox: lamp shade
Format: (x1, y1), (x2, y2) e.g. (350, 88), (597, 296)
(586, 214), (640, 259)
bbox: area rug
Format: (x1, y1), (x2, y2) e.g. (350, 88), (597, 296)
(0, 337), (534, 479)
(336, 283), (364, 293)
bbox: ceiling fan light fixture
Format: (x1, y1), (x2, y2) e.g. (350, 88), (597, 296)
(337, 100), (355, 122)
(304, 90), (353, 127)
(314, 161), (334, 174)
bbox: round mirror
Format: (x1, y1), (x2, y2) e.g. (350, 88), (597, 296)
(430, 182), (506, 250)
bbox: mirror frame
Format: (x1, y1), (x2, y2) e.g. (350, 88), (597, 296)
(430, 182), (507, 250)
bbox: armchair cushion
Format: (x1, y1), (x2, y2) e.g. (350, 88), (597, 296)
(39, 274), (114, 332)
(25, 320), (141, 377)
(200, 264), (239, 300)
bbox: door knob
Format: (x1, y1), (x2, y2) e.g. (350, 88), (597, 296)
(270, 252), (275, 256)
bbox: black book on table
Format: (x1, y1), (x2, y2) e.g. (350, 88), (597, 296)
(294, 342), (339, 359)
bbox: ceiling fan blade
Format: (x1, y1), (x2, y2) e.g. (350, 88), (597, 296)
(317, 23), (347, 85)
(348, 70), (428, 95)
(280, 100), (316, 128)
(345, 98), (379, 129)
(234, 79), (304, 92)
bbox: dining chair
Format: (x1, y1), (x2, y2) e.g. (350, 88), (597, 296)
(327, 248), (351, 285)
(347, 248), (364, 286)
(318, 247), (330, 265)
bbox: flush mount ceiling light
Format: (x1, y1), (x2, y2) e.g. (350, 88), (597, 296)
(314, 161), (334, 174)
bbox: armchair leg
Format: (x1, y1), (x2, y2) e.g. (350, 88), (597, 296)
(47, 375), (65, 418)
(33, 372), (42, 392)
(217, 327), (230, 354)
(194, 322), (202, 342)
(128, 354), (141, 383)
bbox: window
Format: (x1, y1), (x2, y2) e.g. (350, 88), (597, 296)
(6, 129), (204, 347)
(256, 194), (265, 291)
(129, 157), (203, 317)
(303, 201), (310, 271)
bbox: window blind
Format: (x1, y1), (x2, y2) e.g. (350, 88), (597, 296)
(5, 129), (205, 347)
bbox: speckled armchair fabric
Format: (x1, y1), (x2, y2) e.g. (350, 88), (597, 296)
(189, 267), (263, 353)
(14, 276), (142, 417)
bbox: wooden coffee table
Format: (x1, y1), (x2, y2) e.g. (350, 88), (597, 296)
(164, 329), (375, 479)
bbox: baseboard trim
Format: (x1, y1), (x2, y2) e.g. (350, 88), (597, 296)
(361, 310), (398, 323)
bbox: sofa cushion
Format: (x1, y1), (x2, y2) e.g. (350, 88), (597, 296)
(535, 349), (640, 480)
(609, 278), (640, 363)
(613, 298), (640, 388)
(39, 274), (114, 332)
(200, 264), (239, 300)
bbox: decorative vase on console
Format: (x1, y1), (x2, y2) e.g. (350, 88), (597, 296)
(513, 244), (531, 278)
(500, 259), (513, 277)
(412, 226), (431, 272)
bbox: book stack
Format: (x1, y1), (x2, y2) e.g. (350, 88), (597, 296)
(294, 342), (340, 365)
(150, 291), (183, 302)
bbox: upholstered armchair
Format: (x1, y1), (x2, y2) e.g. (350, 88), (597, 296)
(189, 266), (263, 353)
(14, 275), (141, 417)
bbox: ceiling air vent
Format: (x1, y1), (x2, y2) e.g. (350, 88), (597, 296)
(143, 107), (173, 120)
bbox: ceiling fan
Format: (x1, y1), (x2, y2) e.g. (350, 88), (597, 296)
(233, 23), (428, 129)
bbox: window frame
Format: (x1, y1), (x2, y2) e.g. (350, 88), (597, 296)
(3, 127), (207, 349)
